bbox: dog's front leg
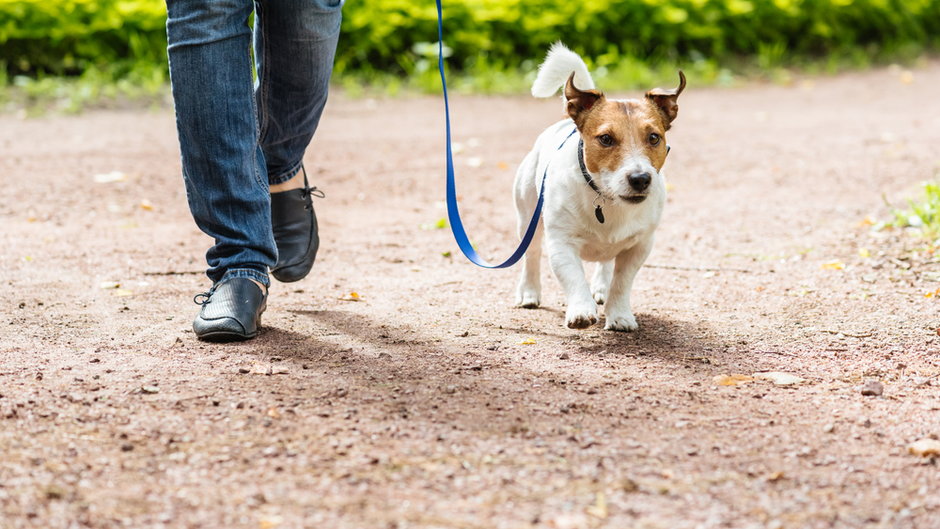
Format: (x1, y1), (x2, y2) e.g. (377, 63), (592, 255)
(546, 237), (597, 329)
(604, 235), (654, 332)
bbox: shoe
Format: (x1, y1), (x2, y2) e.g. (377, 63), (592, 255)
(192, 278), (267, 341)
(270, 166), (322, 283)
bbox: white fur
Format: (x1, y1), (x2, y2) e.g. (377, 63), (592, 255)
(531, 42), (595, 97)
(514, 48), (665, 332)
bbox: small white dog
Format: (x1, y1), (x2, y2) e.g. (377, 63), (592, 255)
(514, 43), (685, 331)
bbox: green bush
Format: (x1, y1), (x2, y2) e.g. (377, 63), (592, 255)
(0, 0), (167, 76)
(1, 0), (939, 82)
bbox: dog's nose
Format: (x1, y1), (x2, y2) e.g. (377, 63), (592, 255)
(628, 172), (651, 192)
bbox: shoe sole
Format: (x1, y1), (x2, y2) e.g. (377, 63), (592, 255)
(196, 329), (258, 342)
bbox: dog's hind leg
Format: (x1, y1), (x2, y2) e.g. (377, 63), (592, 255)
(514, 151), (542, 308)
(591, 260), (613, 305)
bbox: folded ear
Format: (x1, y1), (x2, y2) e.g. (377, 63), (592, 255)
(565, 72), (604, 127)
(645, 70), (686, 129)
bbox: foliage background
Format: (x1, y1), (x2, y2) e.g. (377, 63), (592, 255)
(2, 0), (939, 93)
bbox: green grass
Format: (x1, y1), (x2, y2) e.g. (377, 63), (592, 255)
(0, 47), (933, 115)
(0, 62), (167, 115)
(885, 178), (940, 241)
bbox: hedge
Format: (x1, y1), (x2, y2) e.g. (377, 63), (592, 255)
(1, 0), (939, 78)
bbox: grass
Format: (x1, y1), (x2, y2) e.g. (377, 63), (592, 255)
(0, 47), (935, 115)
(885, 177), (940, 242)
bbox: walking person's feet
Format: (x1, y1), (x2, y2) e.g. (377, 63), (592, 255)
(269, 166), (322, 283)
(193, 278), (267, 341)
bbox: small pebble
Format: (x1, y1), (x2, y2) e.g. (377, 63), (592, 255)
(559, 352), (570, 360)
(860, 380), (883, 396)
(823, 423), (835, 433)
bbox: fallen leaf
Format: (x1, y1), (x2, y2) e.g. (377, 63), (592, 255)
(258, 515), (283, 529)
(140, 200), (155, 211)
(519, 338), (537, 345)
(497, 161), (509, 170)
(858, 215), (875, 227)
(586, 491), (608, 519)
(713, 374), (754, 386)
(858, 247), (871, 258)
(821, 260), (845, 270)
(908, 439), (940, 457)
(753, 372), (806, 385)
(250, 363), (271, 375)
(93, 171), (127, 183)
(339, 291), (361, 302)
(420, 218), (448, 230)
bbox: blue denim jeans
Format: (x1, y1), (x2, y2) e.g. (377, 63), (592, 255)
(165, 0), (343, 287)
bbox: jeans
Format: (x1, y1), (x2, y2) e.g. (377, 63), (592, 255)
(165, 0), (343, 287)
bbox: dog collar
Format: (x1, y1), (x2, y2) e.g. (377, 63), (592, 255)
(577, 139), (606, 224)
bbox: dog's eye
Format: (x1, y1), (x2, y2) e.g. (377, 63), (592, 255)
(597, 134), (614, 147)
(648, 133), (662, 146)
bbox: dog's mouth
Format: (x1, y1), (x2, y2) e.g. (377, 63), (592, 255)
(620, 194), (648, 204)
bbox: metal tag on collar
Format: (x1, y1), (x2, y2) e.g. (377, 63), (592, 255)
(592, 194), (605, 224)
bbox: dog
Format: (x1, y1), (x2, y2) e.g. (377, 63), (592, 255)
(513, 43), (685, 331)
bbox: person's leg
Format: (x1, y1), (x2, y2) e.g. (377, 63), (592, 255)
(166, 0), (272, 340)
(166, 0), (276, 290)
(254, 0), (343, 282)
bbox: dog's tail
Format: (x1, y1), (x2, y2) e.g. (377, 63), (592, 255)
(531, 42), (595, 98)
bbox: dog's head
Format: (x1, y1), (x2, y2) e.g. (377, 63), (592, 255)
(565, 72), (685, 203)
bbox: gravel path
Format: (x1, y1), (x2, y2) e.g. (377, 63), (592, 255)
(2, 64), (940, 528)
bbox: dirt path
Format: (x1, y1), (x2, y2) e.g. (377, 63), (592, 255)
(2, 64), (940, 529)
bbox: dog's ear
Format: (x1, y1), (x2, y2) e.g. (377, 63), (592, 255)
(645, 70), (686, 130)
(565, 72), (604, 127)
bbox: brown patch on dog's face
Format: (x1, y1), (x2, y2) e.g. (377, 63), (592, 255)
(565, 72), (685, 199)
(577, 98), (670, 175)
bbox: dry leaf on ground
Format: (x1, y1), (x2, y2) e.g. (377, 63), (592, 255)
(753, 372), (806, 385)
(908, 439), (940, 457)
(713, 374), (754, 386)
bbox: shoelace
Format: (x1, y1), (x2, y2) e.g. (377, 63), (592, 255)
(302, 186), (325, 210)
(193, 291), (212, 305)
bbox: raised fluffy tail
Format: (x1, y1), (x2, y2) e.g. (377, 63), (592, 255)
(531, 42), (595, 98)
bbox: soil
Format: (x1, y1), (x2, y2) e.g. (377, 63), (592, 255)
(2, 64), (940, 529)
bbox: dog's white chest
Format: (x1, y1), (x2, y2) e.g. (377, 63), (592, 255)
(578, 229), (644, 262)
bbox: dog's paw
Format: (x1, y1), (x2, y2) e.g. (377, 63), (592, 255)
(565, 305), (598, 329)
(516, 289), (541, 309)
(605, 313), (639, 332)
(592, 289), (607, 305)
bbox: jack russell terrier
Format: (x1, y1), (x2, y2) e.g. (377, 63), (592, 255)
(513, 43), (685, 331)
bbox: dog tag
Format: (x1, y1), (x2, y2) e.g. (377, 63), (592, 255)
(594, 205), (605, 224)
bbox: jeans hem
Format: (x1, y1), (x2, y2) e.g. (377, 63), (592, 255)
(219, 268), (270, 288)
(268, 162), (304, 186)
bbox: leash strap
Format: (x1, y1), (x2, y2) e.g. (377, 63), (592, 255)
(437, 0), (571, 269)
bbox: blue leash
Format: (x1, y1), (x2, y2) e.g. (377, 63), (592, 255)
(436, 0), (574, 269)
